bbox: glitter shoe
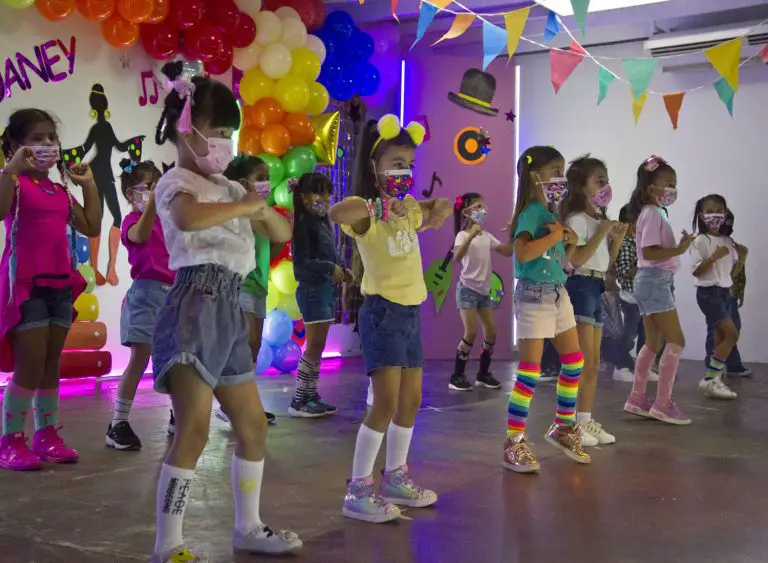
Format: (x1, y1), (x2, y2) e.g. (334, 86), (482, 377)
(699, 377), (737, 400)
(624, 392), (653, 418)
(545, 423), (591, 464)
(649, 400), (691, 425)
(32, 425), (78, 463)
(149, 546), (208, 562)
(343, 476), (401, 523)
(232, 526), (302, 555)
(502, 433), (539, 473)
(379, 465), (438, 508)
(0, 433), (42, 471)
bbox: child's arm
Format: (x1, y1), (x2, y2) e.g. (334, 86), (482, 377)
(643, 230), (695, 261)
(170, 192), (260, 232)
(691, 240), (730, 277)
(417, 198), (453, 231)
(67, 163), (102, 237)
(454, 226), (480, 261)
(251, 207), (291, 243)
(569, 216), (612, 269)
(513, 222), (563, 264)
(494, 242), (514, 257)
(127, 190), (157, 244)
(608, 223), (629, 266)
(330, 198), (372, 235)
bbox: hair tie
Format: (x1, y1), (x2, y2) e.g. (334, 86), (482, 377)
(370, 114), (426, 157)
(643, 155), (666, 172)
(526, 155), (533, 164)
(171, 76), (196, 135)
(454, 195), (463, 210)
(122, 160), (137, 174)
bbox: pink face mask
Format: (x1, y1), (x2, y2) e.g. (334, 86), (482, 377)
(657, 187), (678, 207)
(541, 177), (568, 204)
(187, 126), (234, 176)
(590, 184), (613, 208)
(701, 212), (725, 231)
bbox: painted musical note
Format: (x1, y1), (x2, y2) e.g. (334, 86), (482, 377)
(138, 71), (159, 107)
(422, 171), (442, 198)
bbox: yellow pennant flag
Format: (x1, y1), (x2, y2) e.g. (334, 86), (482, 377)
(505, 7), (531, 60)
(705, 37), (742, 92)
(433, 13), (476, 45)
(632, 91), (648, 126)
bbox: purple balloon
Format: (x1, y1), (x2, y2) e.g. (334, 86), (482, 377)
(271, 340), (302, 373)
(318, 58), (343, 88)
(325, 11), (356, 41)
(343, 30), (374, 65)
(329, 68), (357, 101)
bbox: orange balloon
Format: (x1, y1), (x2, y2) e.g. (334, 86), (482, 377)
(36, 0), (75, 20)
(76, 0), (114, 21)
(260, 124), (291, 157)
(238, 126), (263, 156)
(241, 105), (257, 127)
(117, 0), (153, 22)
(101, 13), (140, 48)
(145, 0), (167, 23)
(252, 98), (285, 129)
(282, 113), (315, 147)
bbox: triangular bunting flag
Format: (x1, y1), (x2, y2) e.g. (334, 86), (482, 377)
(550, 43), (586, 94)
(570, 39), (586, 57)
(632, 91), (648, 126)
(391, 0), (399, 21)
(705, 37), (742, 91)
(433, 13), (476, 45)
(482, 20), (507, 70)
(504, 7), (530, 60)
(412, 2), (440, 48)
(544, 10), (560, 43)
(760, 44), (768, 65)
(662, 92), (685, 130)
(623, 58), (658, 99)
(597, 67), (615, 105)
(570, 0), (590, 37)
(713, 77), (735, 117)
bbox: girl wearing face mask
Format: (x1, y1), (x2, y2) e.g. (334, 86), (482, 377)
(106, 159), (173, 451)
(149, 62), (300, 562)
(558, 156), (627, 447)
(623, 155), (694, 426)
(288, 172), (350, 417)
(503, 145), (588, 474)
(331, 114), (453, 523)
(690, 194), (745, 400)
(0, 109), (100, 471)
(449, 192), (513, 392)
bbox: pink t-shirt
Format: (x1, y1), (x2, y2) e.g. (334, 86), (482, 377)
(454, 230), (500, 295)
(635, 205), (679, 272)
(121, 211), (175, 285)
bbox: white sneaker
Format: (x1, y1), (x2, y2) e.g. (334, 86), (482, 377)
(699, 377), (737, 400)
(613, 368), (634, 383)
(578, 424), (599, 447)
(583, 420), (616, 445)
(232, 526), (302, 554)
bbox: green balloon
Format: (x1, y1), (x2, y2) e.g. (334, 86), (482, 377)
(4, 0), (34, 8)
(282, 146), (317, 179)
(274, 179), (294, 211)
(258, 153), (285, 186)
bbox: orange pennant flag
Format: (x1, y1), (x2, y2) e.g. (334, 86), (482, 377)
(632, 91), (648, 126)
(504, 7), (530, 60)
(433, 12), (475, 44)
(392, 0), (399, 20)
(663, 92), (685, 130)
(704, 37), (742, 92)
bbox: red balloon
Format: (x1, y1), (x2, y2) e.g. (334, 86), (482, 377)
(264, 0), (315, 28)
(168, 0), (204, 30)
(270, 242), (291, 268)
(308, 0), (324, 31)
(209, 0), (239, 32)
(183, 23), (225, 63)
(141, 22), (179, 60)
(231, 13), (256, 48)
(205, 42), (234, 75)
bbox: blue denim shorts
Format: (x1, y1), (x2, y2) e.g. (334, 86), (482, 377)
(239, 289), (267, 319)
(152, 264), (254, 394)
(15, 285), (73, 333)
(696, 285), (732, 327)
(456, 282), (494, 310)
(120, 279), (171, 346)
(634, 267), (675, 316)
(565, 274), (605, 328)
(296, 280), (336, 324)
(514, 280), (576, 340)
(358, 294), (423, 374)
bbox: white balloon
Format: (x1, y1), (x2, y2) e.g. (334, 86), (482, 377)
(275, 6), (300, 20)
(233, 44), (262, 71)
(259, 43), (293, 79)
(280, 17), (307, 50)
(303, 35), (327, 64)
(255, 11), (283, 46)
(234, 0), (261, 19)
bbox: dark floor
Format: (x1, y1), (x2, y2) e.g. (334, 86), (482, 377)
(0, 358), (766, 563)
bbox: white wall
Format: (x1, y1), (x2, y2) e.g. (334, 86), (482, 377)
(516, 41), (768, 362)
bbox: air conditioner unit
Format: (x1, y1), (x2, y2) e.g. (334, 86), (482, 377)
(644, 20), (768, 57)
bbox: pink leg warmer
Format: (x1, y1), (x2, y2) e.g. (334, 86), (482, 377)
(631, 345), (657, 396)
(656, 343), (684, 405)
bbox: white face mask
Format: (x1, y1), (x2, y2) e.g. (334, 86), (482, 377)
(185, 126), (234, 176)
(132, 184), (151, 211)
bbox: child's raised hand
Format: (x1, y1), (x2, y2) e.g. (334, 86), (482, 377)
(389, 197), (407, 219)
(562, 225), (577, 245)
(712, 246), (730, 260)
(5, 147), (35, 175)
(469, 223), (483, 237)
(332, 265), (345, 283)
(599, 219), (614, 235)
(240, 191), (267, 216)
(545, 221), (564, 240)
(611, 222), (629, 236)
(677, 230), (695, 250)
(417, 198), (453, 232)
(66, 162), (95, 186)
(343, 267), (355, 283)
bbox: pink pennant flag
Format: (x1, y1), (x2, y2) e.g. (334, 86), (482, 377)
(760, 44), (768, 65)
(550, 41), (587, 94)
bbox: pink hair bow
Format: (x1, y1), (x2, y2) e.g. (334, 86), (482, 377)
(171, 76), (196, 135)
(643, 155), (666, 172)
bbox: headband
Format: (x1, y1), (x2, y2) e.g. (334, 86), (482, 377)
(370, 114), (426, 157)
(171, 76), (196, 135)
(643, 155), (667, 172)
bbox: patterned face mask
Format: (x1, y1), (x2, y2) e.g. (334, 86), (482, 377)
(310, 199), (330, 216)
(590, 184), (613, 208)
(541, 177), (568, 204)
(657, 187), (678, 207)
(701, 212), (725, 231)
(382, 169), (415, 199)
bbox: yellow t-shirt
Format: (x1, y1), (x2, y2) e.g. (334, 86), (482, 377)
(341, 195), (427, 307)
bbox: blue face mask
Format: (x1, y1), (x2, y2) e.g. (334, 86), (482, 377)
(469, 208), (487, 225)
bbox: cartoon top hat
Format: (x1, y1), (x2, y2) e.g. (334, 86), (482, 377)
(448, 69), (499, 116)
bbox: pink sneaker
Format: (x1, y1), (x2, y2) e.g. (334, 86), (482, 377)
(0, 433), (42, 471)
(649, 401), (691, 426)
(624, 392), (653, 418)
(33, 426), (79, 463)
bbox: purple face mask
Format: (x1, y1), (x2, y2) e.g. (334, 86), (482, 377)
(541, 177), (568, 204)
(657, 187), (678, 207)
(701, 212), (725, 231)
(590, 184), (612, 208)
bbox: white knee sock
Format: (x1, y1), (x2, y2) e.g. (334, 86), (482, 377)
(154, 464), (195, 554)
(351, 424), (384, 479)
(112, 398), (133, 425)
(231, 455), (265, 535)
(385, 423), (414, 472)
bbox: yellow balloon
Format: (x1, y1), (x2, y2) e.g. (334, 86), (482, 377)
(273, 75), (310, 113)
(0, 151), (4, 169)
(277, 290), (302, 321)
(240, 68), (275, 106)
(305, 82), (329, 116)
(311, 111), (340, 166)
(74, 293), (99, 322)
(270, 260), (298, 294)
(289, 47), (321, 82)
(265, 283), (280, 312)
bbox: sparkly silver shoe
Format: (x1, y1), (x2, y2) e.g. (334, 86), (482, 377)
(343, 475), (401, 523)
(232, 526), (302, 554)
(379, 464), (438, 508)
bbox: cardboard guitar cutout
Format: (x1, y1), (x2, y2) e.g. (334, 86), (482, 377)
(424, 249), (454, 313)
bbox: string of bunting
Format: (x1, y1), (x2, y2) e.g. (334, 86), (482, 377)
(366, 0), (768, 129)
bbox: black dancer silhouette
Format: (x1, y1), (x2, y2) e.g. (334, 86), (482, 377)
(63, 84), (144, 286)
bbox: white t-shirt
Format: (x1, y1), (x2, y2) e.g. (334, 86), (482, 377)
(155, 167), (256, 277)
(689, 234), (736, 288)
(566, 211), (610, 272)
(454, 230), (500, 295)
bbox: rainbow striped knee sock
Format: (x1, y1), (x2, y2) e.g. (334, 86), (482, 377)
(507, 362), (541, 437)
(555, 352), (584, 426)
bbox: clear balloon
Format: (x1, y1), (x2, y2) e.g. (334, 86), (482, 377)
(271, 340), (301, 373)
(274, 75), (310, 113)
(274, 5), (298, 19)
(233, 43), (261, 71)
(305, 82), (329, 116)
(255, 340), (274, 373)
(259, 43), (292, 79)
(289, 47), (320, 82)
(263, 308), (294, 346)
(303, 34), (326, 64)
(255, 10), (282, 45)
(280, 16), (308, 49)
(240, 67), (275, 104)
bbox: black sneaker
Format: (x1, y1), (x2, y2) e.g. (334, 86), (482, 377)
(308, 394), (338, 415)
(539, 368), (559, 382)
(265, 411), (277, 425)
(106, 421), (142, 451)
(217, 407), (278, 426)
(449, 375), (473, 391)
(288, 398), (329, 418)
(168, 410), (175, 436)
(476, 373), (501, 389)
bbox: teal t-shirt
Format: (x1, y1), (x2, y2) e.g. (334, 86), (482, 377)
(241, 233), (270, 298)
(513, 200), (567, 284)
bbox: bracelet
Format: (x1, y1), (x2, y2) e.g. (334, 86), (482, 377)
(380, 197), (389, 222)
(365, 198), (375, 222)
(374, 198), (383, 221)
(0, 168), (17, 181)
